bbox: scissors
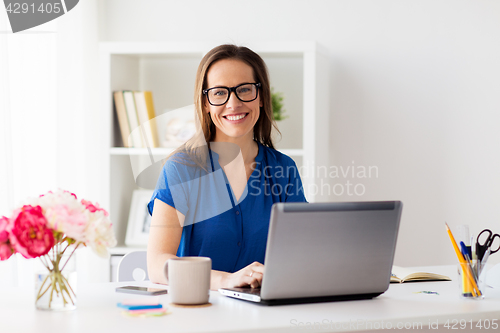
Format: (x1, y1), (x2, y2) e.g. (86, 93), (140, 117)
(476, 229), (500, 261)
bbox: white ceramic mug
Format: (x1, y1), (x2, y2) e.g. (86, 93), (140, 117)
(165, 257), (211, 304)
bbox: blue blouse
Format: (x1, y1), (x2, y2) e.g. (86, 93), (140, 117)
(148, 141), (307, 273)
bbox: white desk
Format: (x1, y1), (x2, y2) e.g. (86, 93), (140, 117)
(1, 266), (499, 333)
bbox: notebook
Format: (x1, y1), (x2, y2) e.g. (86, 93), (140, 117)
(390, 266), (451, 283)
(219, 201), (403, 305)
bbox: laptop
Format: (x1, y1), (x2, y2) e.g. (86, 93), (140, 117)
(219, 201), (403, 305)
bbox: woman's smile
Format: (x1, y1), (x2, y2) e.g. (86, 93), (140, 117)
(223, 112), (249, 123)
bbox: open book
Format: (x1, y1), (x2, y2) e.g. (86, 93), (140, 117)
(391, 266), (451, 283)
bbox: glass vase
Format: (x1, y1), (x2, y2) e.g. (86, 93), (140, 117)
(35, 255), (77, 311)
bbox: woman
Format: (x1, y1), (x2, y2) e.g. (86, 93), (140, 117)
(147, 44), (307, 290)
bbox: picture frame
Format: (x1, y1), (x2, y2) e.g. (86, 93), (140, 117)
(125, 189), (154, 246)
(157, 105), (196, 148)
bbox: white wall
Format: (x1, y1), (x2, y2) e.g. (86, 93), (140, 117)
(96, 0), (500, 267)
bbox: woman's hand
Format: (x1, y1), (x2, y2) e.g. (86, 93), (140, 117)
(220, 262), (265, 289)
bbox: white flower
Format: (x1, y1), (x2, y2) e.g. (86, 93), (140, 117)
(84, 210), (117, 258)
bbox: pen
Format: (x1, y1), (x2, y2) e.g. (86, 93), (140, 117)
(445, 223), (481, 296)
(460, 241), (469, 258)
(460, 241), (471, 294)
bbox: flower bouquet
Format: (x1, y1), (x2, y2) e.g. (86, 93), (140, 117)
(0, 190), (116, 311)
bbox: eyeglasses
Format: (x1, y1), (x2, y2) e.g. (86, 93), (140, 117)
(203, 83), (261, 106)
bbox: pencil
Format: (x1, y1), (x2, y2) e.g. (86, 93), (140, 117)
(445, 223), (481, 297)
(446, 224), (474, 296)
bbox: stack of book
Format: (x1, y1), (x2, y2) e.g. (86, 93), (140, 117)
(113, 91), (160, 148)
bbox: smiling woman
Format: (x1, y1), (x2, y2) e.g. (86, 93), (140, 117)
(146, 44), (307, 291)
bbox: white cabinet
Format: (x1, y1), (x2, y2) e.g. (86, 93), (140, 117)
(98, 42), (329, 278)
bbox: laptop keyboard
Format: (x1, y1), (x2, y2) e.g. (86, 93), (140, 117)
(226, 287), (261, 296)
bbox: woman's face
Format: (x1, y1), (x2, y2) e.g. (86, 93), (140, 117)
(205, 59), (261, 142)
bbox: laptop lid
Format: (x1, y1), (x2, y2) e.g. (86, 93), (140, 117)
(259, 201), (402, 301)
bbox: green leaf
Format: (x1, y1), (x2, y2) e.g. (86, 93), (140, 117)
(271, 88), (287, 121)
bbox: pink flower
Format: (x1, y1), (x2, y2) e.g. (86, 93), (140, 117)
(9, 205), (55, 259)
(31, 190), (87, 242)
(17, 190), (116, 258)
(81, 199), (109, 216)
(44, 204), (87, 242)
(0, 243), (13, 260)
(0, 216), (14, 260)
(0, 216), (9, 243)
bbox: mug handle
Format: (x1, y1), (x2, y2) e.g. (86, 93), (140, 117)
(163, 259), (169, 284)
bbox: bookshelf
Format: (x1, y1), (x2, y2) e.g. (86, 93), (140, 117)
(99, 42), (329, 280)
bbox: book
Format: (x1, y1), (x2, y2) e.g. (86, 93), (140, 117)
(122, 91), (144, 148)
(390, 266), (451, 283)
(133, 91), (159, 148)
(113, 91), (131, 148)
(143, 91), (160, 148)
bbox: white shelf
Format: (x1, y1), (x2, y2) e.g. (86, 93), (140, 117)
(110, 147), (175, 156)
(109, 246), (146, 256)
(110, 147), (304, 157)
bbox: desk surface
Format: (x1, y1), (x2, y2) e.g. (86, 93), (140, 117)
(1, 266), (499, 333)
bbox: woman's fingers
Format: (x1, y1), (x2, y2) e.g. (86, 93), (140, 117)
(249, 272), (263, 288)
(250, 277), (260, 289)
(246, 262), (264, 288)
(225, 262), (265, 289)
(245, 270), (263, 288)
(232, 272), (264, 289)
(249, 271), (263, 281)
(248, 262), (265, 274)
(236, 274), (262, 288)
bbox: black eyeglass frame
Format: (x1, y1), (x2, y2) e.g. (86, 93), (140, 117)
(202, 82), (262, 106)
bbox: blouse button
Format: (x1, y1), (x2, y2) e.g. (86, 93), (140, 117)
(237, 242), (241, 246)
(236, 211), (240, 215)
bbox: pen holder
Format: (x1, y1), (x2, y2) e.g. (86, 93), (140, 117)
(457, 262), (484, 300)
